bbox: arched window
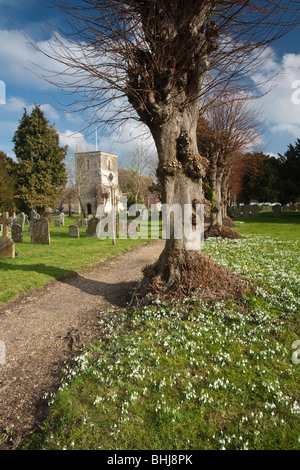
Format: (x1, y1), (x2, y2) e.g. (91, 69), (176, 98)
(87, 203), (92, 215)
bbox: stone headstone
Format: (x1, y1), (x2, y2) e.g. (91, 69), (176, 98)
(82, 218), (88, 227)
(11, 223), (23, 243)
(69, 225), (80, 238)
(243, 205), (251, 218)
(233, 207), (241, 218)
(28, 210), (40, 232)
(59, 212), (65, 226)
(54, 220), (61, 227)
(0, 238), (15, 258)
(74, 219), (82, 227)
(251, 204), (259, 217)
(128, 220), (139, 237)
(86, 217), (100, 238)
(15, 212), (26, 230)
(0, 212), (15, 258)
(141, 208), (148, 221)
(30, 210), (40, 221)
(31, 217), (50, 245)
(273, 204), (281, 218)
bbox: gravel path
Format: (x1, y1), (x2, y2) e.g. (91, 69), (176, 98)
(0, 239), (165, 449)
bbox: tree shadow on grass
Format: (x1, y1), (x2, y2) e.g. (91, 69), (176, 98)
(0, 262), (137, 308)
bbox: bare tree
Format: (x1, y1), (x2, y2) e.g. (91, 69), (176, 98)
(32, 0), (300, 288)
(122, 142), (157, 204)
(197, 96), (262, 237)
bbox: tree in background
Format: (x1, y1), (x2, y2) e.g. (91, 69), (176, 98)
(121, 143), (157, 206)
(278, 140), (300, 204)
(0, 151), (16, 213)
(13, 105), (67, 214)
(197, 97), (261, 237)
(239, 153), (280, 204)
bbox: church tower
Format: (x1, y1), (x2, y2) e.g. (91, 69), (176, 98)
(75, 151), (118, 215)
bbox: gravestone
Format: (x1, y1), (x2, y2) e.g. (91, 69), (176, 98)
(30, 210), (40, 220)
(282, 205), (289, 211)
(82, 218), (88, 227)
(251, 204), (259, 217)
(15, 212), (26, 230)
(74, 219), (82, 227)
(243, 205), (251, 218)
(0, 212), (15, 258)
(128, 220), (139, 237)
(28, 210), (40, 232)
(69, 225), (80, 238)
(273, 204), (281, 218)
(11, 223), (23, 243)
(31, 217), (50, 245)
(233, 207), (241, 218)
(59, 212), (65, 226)
(86, 217), (100, 238)
(289, 204), (296, 211)
(141, 208), (148, 221)
(54, 220), (61, 227)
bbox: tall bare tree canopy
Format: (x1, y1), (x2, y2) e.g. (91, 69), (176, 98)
(36, 0), (300, 288)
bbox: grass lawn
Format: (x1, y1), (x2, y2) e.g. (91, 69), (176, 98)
(0, 216), (155, 304)
(25, 211), (300, 450)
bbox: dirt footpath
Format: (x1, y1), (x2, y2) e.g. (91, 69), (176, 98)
(0, 239), (165, 449)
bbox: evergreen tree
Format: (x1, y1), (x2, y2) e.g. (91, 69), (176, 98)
(13, 105), (67, 214)
(278, 140), (300, 204)
(0, 151), (16, 213)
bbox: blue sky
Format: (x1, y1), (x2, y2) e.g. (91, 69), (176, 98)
(1, 1), (300, 162)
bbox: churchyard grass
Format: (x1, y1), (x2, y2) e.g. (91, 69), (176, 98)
(27, 212), (300, 450)
(0, 216), (156, 304)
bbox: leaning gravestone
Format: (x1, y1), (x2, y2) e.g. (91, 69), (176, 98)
(251, 204), (259, 217)
(86, 217), (100, 238)
(11, 223), (23, 243)
(243, 205), (251, 218)
(69, 225), (80, 238)
(273, 204), (281, 218)
(30, 217), (50, 245)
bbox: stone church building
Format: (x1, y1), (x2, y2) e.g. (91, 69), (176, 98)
(59, 150), (160, 216)
(75, 150), (119, 215)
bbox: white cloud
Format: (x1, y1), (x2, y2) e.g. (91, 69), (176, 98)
(58, 130), (95, 153)
(253, 50), (300, 138)
(1, 96), (26, 113)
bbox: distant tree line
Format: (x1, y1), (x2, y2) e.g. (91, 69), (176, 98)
(230, 142), (300, 205)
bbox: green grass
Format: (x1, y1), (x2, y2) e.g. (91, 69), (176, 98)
(0, 216), (155, 304)
(25, 211), (300, 450)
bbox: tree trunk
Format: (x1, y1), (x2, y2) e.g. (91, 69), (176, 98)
(142, 111), (208, 289)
